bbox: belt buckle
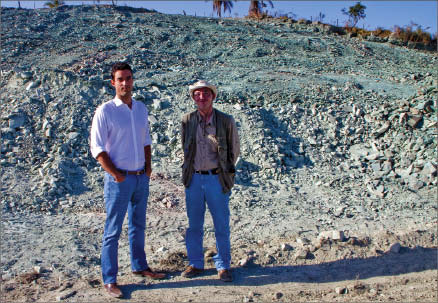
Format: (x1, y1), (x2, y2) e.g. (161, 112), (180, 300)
(136, 170), (142, 175)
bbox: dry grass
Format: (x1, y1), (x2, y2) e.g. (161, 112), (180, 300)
(392, 24), (436, 45)
(245, 12), (436, 51)
(17, 271), (40, 284)
(247, 11), (270, 20)
(373, 27), (392, 38)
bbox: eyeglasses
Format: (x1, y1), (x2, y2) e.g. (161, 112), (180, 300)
(194, 91), (212, 98)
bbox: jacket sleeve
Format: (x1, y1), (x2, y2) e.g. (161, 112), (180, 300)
(181, 116), (186, 151)
(229, 117), (240, 165)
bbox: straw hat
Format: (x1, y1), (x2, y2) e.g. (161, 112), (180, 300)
(189, 80), (217, 102)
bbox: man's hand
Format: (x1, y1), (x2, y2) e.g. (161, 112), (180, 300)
(144, 145), (152, 177)
(114, 172), (126, 183)
(146, 166), (152, 177)
(97, 152), (127, 183)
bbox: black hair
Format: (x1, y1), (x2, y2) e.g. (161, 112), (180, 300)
(111, 62), (133, 80)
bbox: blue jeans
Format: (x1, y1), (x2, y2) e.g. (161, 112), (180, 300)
(101, 172), (150, 284)
(185, 173), (231, 271)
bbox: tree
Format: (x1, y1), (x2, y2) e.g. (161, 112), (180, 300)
(44, 0), (65, 8)
(249, 0), (273, 18)
(17, 1), (21, 8)
(213, 0), (234, 18)
(342, 2), (366, 27)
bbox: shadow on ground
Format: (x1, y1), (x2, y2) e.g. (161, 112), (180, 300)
(119, 246), (437, 298)
(259, 108), (313, 168)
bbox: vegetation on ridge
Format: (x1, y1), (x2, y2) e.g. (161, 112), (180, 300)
(44, 0), (64, 8)
(35, 0), (437, 52)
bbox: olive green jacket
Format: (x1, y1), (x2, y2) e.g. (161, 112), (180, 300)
(181, 108), (238, 193)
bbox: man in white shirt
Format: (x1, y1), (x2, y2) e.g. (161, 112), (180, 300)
(90, 62), (164, 298)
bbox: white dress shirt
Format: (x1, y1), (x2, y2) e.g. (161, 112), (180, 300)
(90, 97), (152, 171)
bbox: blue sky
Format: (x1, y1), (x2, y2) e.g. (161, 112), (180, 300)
(2, 1), (437, 34)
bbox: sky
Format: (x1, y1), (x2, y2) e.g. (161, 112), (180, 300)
(2, 1), (437, 35)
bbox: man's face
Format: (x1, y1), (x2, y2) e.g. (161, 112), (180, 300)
(193, 87), (214, 113)
(111, 69), (133, 99)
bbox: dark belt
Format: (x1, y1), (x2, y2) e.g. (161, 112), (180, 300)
(117, 168), (146, 175)
(195, 168), (219, 175)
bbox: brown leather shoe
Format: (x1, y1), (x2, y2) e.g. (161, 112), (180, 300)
(181, 265), (204, 278)
(132, 268), (166, 279)
(218, 269), (233, 282)
(104, 283), (123, 298)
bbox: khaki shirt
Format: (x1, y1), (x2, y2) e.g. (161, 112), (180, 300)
(193, 111), (240, 171)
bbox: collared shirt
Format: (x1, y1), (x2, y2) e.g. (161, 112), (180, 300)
(193, 111), (240, 171)
(90, 97), (151, 171)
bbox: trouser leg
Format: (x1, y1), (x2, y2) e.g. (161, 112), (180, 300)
(205, 175), (231, 271)
(101, 173), (132, 284)
(128, 174), (149, 271)
(185, 174), (206, 269)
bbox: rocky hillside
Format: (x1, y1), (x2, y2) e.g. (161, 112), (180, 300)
(1, 5), (437, 227)
(1, 6), (438, 301)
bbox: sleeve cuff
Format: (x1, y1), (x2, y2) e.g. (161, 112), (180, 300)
(91, 147), (106, 159)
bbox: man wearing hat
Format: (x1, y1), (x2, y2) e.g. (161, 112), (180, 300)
(181, 80), (240, 282)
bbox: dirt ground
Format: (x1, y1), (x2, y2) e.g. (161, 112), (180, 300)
(2, 226), (437, 302)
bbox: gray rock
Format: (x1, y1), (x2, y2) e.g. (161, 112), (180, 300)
(280, 243), (293, 251)
(407, 115), (422, 128)
(318, 230), (345, 241)
(334, 206), (346, 217)
(294, 248), (309, 260)
(20, 71), (33, 79)
(421, 162), (437, 176)
(26, 81), (40, 90)
(8, 114), (25, 128)
(370, 162), (381, 172)
(238, 257), (251, 267)
(296, 237), (310, 245)
(367, 184), (385, 198)
(349, 144), (371, 160)
(332, 230), (345, 241)
(148, 115), (158, 125)
(56, 290), (77, 301)
(156, 246), (167, 253)
(68, 132), (80, 140)
(374, 122), (390, 137)
(153, 99), (162, 110)
(335, 286), (348, 295)
(388, 242), (401, 253)
(408, 179), (424, 191)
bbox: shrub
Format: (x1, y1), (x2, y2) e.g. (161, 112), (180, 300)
(373, 27), (392, 38)
(392, 23), (436, 46)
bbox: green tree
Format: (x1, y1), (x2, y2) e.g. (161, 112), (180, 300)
(213, 0), (234, 18)
(44, 0), (65, 8)
(249, 0), (273, 18)
(342, 2), (366, 27)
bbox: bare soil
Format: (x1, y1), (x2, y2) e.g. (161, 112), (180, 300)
(2, 224), (437, 302)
